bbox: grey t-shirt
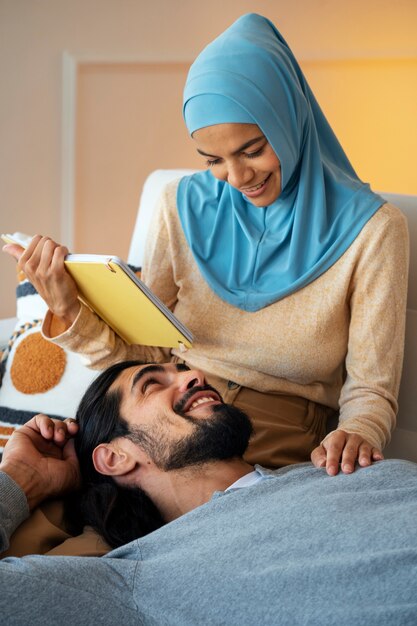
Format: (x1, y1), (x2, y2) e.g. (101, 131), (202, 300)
(1, 459), (416, 625)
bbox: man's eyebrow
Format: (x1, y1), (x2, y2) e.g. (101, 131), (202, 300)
(131, 364), (165, 393)
(196, 135), (266, 158)
(175, 363), (190, 373)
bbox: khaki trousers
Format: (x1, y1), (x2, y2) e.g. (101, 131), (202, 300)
(2, 499), (110, 559)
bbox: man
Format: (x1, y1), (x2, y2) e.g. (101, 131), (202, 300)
(0, 361), (416, 625)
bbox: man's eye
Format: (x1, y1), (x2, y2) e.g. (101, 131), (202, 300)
(142, 378), (160, 393)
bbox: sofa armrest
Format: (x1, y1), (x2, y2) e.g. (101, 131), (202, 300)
(127, 169), (198, 268)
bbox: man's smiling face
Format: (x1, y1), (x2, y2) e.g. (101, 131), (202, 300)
(111, 363), (253, 471)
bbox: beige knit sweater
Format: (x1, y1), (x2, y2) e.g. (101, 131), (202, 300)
(44, 180), (409, 450)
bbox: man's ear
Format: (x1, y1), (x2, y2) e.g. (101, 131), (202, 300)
(93, 442), (137, 477)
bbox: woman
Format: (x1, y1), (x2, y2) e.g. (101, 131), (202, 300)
(4, 14), (409, 475)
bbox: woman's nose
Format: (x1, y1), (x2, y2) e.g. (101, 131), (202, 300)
(226, 162), (253, 189)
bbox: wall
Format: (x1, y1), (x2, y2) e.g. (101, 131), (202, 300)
(1, 0), (417, 317)
(74, 62), (198, 257)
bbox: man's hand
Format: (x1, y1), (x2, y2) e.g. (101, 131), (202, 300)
(0, 415), (81, 510)
(311, 430), (384, 476)
(2, 235), (80, 327)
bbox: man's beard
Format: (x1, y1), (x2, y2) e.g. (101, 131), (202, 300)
(126, 385), (253, 471)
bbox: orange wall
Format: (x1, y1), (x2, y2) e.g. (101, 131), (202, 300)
(302, 58), (417, 194)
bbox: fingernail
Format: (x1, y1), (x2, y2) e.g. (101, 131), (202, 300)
(342, 464), (353, 473)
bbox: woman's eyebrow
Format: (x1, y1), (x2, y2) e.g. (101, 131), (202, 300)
(196, 135), (266, 158)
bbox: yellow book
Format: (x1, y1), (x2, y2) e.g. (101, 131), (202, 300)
(2, 233), (193, 349)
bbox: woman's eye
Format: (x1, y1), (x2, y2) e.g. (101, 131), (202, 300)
(205, 158), (221, 167)
(245, 146), (265, 159)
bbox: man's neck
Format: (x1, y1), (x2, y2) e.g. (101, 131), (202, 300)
(142, 458), (254, 523)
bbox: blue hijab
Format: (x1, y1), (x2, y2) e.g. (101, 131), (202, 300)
(177, 13), (384, 312)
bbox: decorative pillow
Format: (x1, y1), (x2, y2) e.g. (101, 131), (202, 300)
(0, 271), (97, 456)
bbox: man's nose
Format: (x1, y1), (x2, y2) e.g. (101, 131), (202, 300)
(177, 368), (206, 392)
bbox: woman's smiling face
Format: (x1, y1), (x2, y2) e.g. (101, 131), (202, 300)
(193, 123), (282, 207)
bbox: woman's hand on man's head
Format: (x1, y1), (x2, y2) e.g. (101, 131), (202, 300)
(311, 430), (384, 476)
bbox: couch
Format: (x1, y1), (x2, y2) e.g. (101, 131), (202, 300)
(1, 170), (416, 461)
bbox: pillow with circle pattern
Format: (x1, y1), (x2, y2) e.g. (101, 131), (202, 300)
(0, 269), (98, 456)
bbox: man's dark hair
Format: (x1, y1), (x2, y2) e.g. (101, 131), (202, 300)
(66, 360), (165, 549)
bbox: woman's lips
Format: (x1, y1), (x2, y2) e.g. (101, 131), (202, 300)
(241, 174), (271, 198)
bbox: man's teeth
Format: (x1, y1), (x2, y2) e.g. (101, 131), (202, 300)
(189, 397), (215, 410)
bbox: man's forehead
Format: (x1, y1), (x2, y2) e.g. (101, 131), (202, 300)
(110, 362), (189, 395)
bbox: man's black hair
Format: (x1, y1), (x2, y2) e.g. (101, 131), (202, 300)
(66, 360), (165, 549)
